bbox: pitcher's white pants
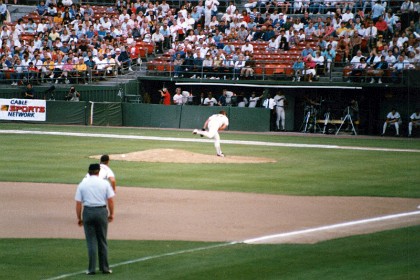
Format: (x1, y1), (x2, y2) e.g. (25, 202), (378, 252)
(197, 123), (222, 155)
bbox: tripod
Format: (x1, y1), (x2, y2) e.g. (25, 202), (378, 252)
(336, 106), (357, 135)
(321, 111), (331, 134)
(300, 106), (321, 133)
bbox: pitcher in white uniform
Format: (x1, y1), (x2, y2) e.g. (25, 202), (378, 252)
(193, 110), (229, 157)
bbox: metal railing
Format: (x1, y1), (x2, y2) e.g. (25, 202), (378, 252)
(0, 60), (136, 86)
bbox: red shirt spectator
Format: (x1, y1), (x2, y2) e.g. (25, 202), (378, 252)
(375, 16), (388, 33)
(160, 88), (171, 105)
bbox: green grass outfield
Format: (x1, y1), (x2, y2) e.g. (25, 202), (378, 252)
(0, 123), (419, 279)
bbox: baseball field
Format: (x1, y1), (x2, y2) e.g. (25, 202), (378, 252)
(0, 123), (419, 280)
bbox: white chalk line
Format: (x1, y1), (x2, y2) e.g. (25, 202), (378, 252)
(44, 242), (237, 280)
(44, 210), (420, 280)
(243, 210), (420, 244)
(1, 130), (419, 153)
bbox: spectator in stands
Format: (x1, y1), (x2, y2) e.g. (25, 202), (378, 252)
(212, 52), (223, 78)
(114, 47), (133, 72)
(365, 47), (380, 65)
(342, 8), (354, 23)
(364, 20), (378, 51)
(303, 54), (316, 82)
(240, 54), (255, 79)
(241, 41), (254, 53)
(11, 58), (24, 86)
(58, 57), (74, 84)
(36, 1), (48, 16)
(27, 62), (39, 84)
(293, 17), (304, 32)
(313, 51), (325, 76)
(324, 22), (336, 37)
(367, 55), (388, 84)
(292, 56), (304, 82)
(266, 36), (278, 52)
(301, 42), (314, 58)
(204, 0), (219, 27)
(279, 36), (290, 51)
(85, 55), (97, 81)
(391, 54), (410, 83)
(47, 3), (58, 17)
(375, 16), (388, 37)
(348, 56), (367, 82)
(350, 49), (365, 64)
(74, 58), (87, 84)
(322, 43), (336, 72)
(25, 19), (37, 34)
(238, 25), (249, 42)
(384, 10), (398, 35)
(336, 21), (350, 37)
(152, 29), (164, 54)
(202, 52), (213, 76)
(52, 55), (64, 83)
(41, 57), (54, 83)
(305, 22), (316, 37)
(400, 0), (415, 31)
(294, 0), (309, 14)
(233, 54), (245, 80)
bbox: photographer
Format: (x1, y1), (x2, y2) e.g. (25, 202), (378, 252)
(159, 88), (171, 105)
(65, 86), (80, 101)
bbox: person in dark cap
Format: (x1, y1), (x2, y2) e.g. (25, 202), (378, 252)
(75, 163), (115, 275)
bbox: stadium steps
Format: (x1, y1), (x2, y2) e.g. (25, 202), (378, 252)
(7, 5), (35, 22)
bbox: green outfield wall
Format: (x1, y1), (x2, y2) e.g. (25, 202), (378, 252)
(122, 103), (270, 131)
(39, 101), (272, 131)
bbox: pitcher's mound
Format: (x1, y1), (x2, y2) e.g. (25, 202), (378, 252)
(91, 149), (276, 164)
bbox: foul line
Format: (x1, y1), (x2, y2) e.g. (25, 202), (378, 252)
(44, 210), (420, 280)
(1, 130), (419, 153)
(44, 242), (237, 280)
(243, 210), (420, 244)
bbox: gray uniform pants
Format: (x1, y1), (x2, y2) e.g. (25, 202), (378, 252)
(83, 206), (110, 273)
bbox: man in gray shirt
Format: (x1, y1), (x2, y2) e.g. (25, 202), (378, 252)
(75, 163), (115, 275)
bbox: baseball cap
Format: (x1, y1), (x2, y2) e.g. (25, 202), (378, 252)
(115, 48), (121, 52)
(88, 163), (100, 171)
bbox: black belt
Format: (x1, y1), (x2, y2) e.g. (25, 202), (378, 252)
(85, 205), (106, 208)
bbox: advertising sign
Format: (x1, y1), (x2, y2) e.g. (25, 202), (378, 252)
(0, 99), (46, 121)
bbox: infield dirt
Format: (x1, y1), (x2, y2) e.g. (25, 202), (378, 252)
(1, 182), (419, 244)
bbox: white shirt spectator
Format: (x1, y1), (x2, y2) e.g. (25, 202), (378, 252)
(241, 43), (254, 53)
(341, 11), (354, 23)
(173, 93), (183, 105)
(204, 96), (218, 106)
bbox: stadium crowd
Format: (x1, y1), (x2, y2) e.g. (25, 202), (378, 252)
(0, 0), (418, 85)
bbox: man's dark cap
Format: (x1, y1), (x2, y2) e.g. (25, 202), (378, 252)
(100, 154), (110, 162)
(89, 163), (100, 171)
